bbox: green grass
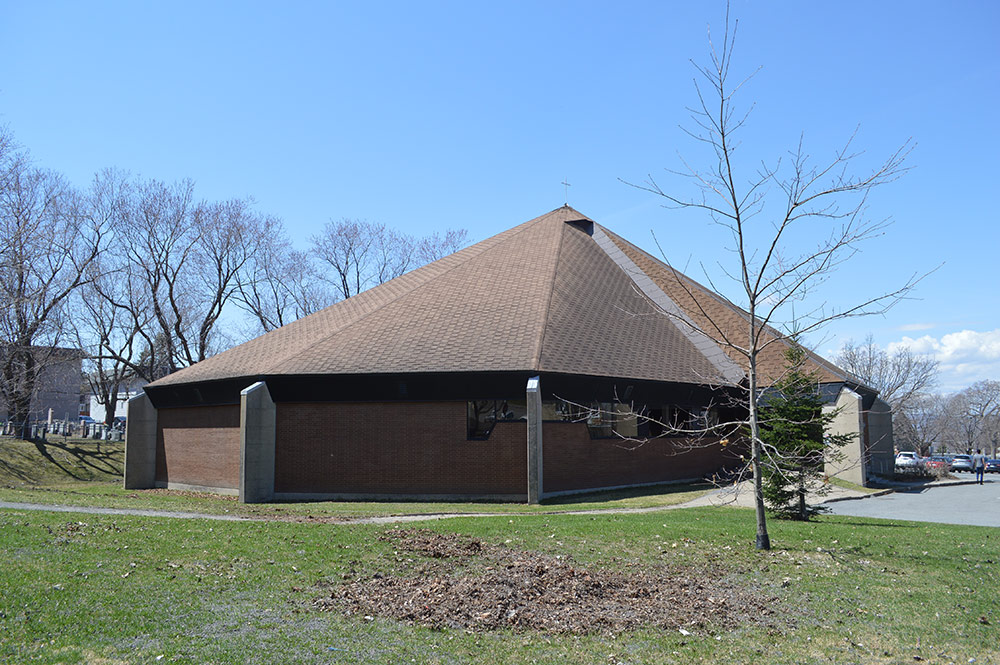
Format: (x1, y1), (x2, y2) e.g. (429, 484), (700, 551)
(2, 435), (998, 664)
(827, 475), (881, 494)
(0, 436), (711, 517)
(0, 436), (123, 485)
(1, 506), (997, 664)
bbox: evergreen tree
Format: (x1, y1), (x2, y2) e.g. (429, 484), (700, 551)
(758, 345), (850, 520)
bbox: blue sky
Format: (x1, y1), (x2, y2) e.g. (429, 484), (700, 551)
(2, 1), (997, 393)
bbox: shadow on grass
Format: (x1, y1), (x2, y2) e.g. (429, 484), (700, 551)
(0, 448), (37, 482)
(41, 439), (123, 477)
(31, 440), (86, 480)
(541, 481), (713, 506)
(1, 436), (123, 483)
(262, 481), (712, 513)
(818, 515), (920, 528)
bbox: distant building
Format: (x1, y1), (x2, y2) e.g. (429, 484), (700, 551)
(88, 380), (147, 424)
(0, 346), (82, 423)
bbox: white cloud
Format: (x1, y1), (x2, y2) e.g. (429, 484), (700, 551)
(889, 329), (1000, 392)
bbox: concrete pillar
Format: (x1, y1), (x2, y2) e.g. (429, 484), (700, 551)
(823, 387), (865, 486)
(526, 376), (543, 504)
(865, 397), (895, 481)
(240, 381), (276, 503)
(123, 392), (158, 489)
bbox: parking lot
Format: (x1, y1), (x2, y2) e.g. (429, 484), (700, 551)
(825, 479), (1000, 527)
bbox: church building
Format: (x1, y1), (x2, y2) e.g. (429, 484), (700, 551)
(125, 206), (892, 502)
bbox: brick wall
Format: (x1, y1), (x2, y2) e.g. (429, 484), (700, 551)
(155, 405), (240, 490)
(274, 402), (526, 497)
(542, 421), (735, 492)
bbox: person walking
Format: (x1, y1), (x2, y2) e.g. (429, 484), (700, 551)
(972, 449), (987, 485)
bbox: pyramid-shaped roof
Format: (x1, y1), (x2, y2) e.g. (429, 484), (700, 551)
(150, 206), (857, 390)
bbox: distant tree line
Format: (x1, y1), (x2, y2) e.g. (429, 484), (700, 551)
(837, 336), (1000, 457)
(0, 126), (468, 433)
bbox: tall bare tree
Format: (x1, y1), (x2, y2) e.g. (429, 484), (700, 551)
(72, 170), (146, 424)
(836, 334), (938, 414)
(104, 177), (268, 379)
(893, 393), (948, 456)
(311, 219), (410, 300)
(416, 228), (470, 264)
(183, 197), (267, 362)
(235, 219), (331, 334)
(0, 129), (107, 435)
(627, 10), (916, 549)
(943, 380), (1000, 455)
(312, 219), (470, 302)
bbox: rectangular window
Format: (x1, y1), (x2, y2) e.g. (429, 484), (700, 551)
(467, 400), (526, 439)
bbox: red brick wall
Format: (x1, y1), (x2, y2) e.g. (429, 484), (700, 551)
(542, 422), (735, 493)
(274, 402), (526, 497)
(156, 405), (241, 490)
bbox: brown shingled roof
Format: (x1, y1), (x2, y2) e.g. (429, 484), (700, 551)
(600, 228), (858, 387)
(149, 206), (858, 391)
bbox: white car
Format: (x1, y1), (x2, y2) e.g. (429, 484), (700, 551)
(895, 451), (923, 469)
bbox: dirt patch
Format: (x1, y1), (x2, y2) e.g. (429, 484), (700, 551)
(315, 529), (781, 635)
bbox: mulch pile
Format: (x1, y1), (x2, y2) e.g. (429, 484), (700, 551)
(314, 529), (780, 634)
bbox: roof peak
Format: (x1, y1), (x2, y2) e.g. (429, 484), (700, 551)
(543, 204), (591, 220)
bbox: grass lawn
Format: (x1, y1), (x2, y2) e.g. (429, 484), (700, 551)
(2, 506), (997, 664)
(0, 436), (711, 517)
(2, 435), (998, 664)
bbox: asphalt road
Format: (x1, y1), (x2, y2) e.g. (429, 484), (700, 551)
(825, 479), (1000, 527)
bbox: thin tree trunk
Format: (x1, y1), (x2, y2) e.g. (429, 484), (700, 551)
(748, 350), (771, 550)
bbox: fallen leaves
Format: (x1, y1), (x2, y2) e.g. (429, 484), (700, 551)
(315, 529), (781, 635)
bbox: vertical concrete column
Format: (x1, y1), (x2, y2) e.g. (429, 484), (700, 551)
(526, 376), (544, 504)
(865, 397), (895, 482)
(240, 381), (276, 503)
(123, 392), (157, 489)
(823, 388), (865, 486)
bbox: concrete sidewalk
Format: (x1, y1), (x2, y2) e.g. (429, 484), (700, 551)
(678, 478), (873, 509)
(1, 477), (990, 525)
(681, 476), (991, 510)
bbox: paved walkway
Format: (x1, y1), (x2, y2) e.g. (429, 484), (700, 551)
(0, 501), (250, 521)
(0, 477), (991, 525)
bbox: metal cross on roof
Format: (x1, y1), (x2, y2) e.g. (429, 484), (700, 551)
(561, 179), (571, 204)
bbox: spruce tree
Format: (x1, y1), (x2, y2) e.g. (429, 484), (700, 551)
(758, 344), (849, 520)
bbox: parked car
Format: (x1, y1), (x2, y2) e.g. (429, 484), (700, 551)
(951, 454), (974, 473)
(895, 451), (923, 469)
(924, 456), (949, 473)
(985, 458), (1000, 474)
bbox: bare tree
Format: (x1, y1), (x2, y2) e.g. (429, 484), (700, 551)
(626, 10), (916, 549)
(941, 381), (1000, 455)
(312, 220), (471, 303)
(235, 219), (331, 334)
(836, 334), (938, 414)
(311, 219), (412, 300)
(417, 228), (470, 263)
(894, 393), (948, 456)
(182, 197), (267, 362)
(106, 177), (268, 379)
(0, 130), (107, 435)
(71, 170), (146, 424)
